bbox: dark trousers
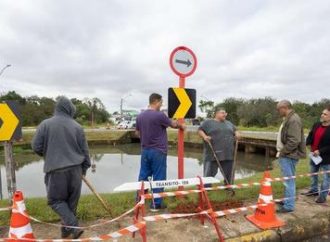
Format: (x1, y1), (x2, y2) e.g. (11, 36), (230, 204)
(204, 160), (234, 185)
(45, 165), (82, 237)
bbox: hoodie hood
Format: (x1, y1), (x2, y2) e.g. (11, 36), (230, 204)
(55, 96), (76, 117)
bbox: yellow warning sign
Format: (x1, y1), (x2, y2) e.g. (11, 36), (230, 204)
(0, 103), (20, 141)
(168, 88), (196, 119)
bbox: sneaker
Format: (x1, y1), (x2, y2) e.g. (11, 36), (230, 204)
(74, 229), (84, 239)
(276, 206), (294, 213)
(315, 197), (326, 204)
(275, 201), (284, 206)
(301, 190), (319, 196)
(62, 229), (84, 239)
(61, 228), (73, 239)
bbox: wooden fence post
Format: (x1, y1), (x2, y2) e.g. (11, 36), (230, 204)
(4, 141), (16, 202)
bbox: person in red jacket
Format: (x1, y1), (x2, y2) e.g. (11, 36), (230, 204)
(302, 106), (330, 203)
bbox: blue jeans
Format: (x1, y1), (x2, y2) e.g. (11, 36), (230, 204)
(310, 159), (320, 193)
(138, 148), (167, 207)
(319, 165), (330, 200)
(278, 157), (298, 210)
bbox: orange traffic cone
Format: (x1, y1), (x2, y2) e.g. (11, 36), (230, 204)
(246, 171), (285, 229)
(8, 191), (35, 240)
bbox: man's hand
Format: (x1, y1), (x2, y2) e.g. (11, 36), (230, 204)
(178, 123), (186, 130)
(235, 131), (241, 140)
(203, 136), (212, 143)
(313, 150), (320, 156)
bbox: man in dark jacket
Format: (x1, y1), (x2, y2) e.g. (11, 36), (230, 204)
(302, 106), (330, 203)
(32, 96), (91, 239)
(276, 100), (306, 213)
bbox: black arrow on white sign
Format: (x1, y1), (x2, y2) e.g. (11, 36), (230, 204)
(175, 59), (192, 67)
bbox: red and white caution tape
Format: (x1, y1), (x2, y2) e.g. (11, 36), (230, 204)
(17, 199), (145, 230)
(143, 198), (289, 222)
(144, 187), (330, 222)
(269, 170), (330, 182)
(144, 189), (201, 200)
(0, 206), (12, 212)
(0, 221), (146, 242)
(143, 170), (330, 200)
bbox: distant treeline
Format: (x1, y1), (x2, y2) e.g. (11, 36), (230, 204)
(0, 91), (110, 126)
(199, 97), (330, 128)
(1, 91), (329, 128)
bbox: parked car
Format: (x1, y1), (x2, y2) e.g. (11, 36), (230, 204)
(116, 120), (136, 129)
(126, 120), (136, 129)
(192, 119), (201, 126)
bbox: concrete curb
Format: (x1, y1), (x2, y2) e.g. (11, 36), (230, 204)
(226, 203), (330, 242)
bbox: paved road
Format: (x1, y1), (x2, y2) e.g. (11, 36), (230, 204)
(24, 126), (281, 142)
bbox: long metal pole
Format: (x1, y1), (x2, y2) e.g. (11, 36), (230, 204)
(120, 98), (123, 116)
(148, 176), (157, 211)
(178, 77), (185, 181)
(206, 141), (231, 186)
(231, 140), (239, 184)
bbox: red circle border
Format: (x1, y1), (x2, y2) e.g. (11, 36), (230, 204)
(169, 46), (197, 78)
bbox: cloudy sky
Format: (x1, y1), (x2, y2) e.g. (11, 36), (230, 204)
(0, 0), (329, 113)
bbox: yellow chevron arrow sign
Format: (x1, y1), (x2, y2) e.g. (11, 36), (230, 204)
(0, 103), (20, 141)
(172, 88), (192, 119)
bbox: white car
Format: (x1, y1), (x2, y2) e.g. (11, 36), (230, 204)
(117, 121), (135, 129)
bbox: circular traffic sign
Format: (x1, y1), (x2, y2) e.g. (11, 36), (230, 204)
(169, 46), (197, 78)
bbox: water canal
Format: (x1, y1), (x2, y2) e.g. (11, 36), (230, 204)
(0, 144), (271, 198)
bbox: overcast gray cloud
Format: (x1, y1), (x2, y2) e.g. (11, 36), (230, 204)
(0, 0), (329, 113)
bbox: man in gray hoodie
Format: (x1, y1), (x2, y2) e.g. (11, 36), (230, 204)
(32, 96), (91, 239)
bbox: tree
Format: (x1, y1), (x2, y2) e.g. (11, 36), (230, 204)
(0, 91), (26, 105)
(237, 97), (279, 127)
(83, 97), (110, 126)
(198, 100), (214, 118)
(214, 98), (244, 125)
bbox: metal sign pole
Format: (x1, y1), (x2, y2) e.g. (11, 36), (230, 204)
(169, 46), (197, 183)
(178, 77), (185, 180)
(4, 141), (16, 202)
(0, 101), (22, 202)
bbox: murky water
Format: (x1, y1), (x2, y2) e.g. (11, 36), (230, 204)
(0, 144), (270, 198)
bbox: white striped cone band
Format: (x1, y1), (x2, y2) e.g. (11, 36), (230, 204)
(262, 181), (271, 186)
(2, 221), (146, 241)
(9, 223), (33, 238)
(258, 194), (273, 203)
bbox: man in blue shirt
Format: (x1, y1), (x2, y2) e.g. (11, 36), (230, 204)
(136, 93), (184, 209)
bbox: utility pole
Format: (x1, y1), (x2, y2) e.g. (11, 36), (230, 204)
(0, 64), (16, 201)
(120, 98), (123, 116)
(120, 93), (131, 117)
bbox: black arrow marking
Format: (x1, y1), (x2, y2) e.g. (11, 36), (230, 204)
(175, 59), (192, 67)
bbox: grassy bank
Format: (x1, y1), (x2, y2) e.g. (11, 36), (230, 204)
(0, 157), (311, 226)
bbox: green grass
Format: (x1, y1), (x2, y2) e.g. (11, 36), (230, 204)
(0, 156), (312, 226)
(0, 192), (136, 226)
